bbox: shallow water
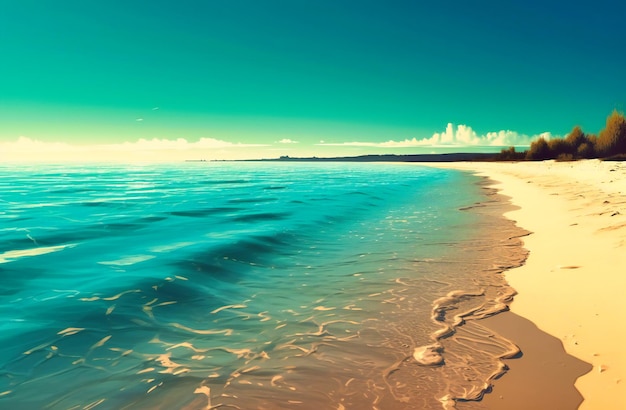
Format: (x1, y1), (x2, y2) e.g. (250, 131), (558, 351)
(0, 162), (526, 409)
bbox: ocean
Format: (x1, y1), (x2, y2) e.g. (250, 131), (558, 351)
(0, 162), (526, 409)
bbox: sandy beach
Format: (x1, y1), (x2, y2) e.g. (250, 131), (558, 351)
(426, 159), (626, 409)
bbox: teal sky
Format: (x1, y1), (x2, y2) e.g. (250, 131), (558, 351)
(1, 0), (625, 160)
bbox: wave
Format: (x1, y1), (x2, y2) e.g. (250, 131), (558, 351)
(0, 244), (76, 264)
(0, 163), (528, 409)
(232, 211), (291, 223)
(394, 187), (530, 408)
(168, 207), (242, 218)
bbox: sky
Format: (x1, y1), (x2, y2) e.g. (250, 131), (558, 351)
(1, 0), (625, 162)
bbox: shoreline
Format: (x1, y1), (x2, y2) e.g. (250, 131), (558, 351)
(423, 160), (626, 409)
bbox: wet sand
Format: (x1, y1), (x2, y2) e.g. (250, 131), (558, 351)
(425, 160), (626, 409)
(476, 312), (590, 410)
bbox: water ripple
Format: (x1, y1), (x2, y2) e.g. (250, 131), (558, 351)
(0, 163), (520, 409)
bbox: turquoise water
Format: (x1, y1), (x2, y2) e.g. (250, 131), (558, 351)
(0, 163), (522, 409)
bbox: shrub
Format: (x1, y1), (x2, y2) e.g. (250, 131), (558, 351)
(517, 110), (624, 161)
(497, 146), (526, 161)
(596, 110), (626, 157)
(548, 138), (571, 157)
(577, 142), (595, 158)
(565, 126), (586, 151)
(526, 137), (551, 160)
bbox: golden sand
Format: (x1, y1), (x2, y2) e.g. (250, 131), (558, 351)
(425, 160), (626, 409)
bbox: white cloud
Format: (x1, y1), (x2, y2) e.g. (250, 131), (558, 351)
(276, 138), (299, 144)
(1, 136), (83, 153)
(0, 136), (268, 162)
(105, 137), (266, 151)
(316, 123), (556, 148)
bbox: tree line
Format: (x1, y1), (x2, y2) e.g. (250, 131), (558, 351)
(498, 110), (626, 161)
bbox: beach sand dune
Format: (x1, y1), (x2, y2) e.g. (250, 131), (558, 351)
(425, 159), (626, 409)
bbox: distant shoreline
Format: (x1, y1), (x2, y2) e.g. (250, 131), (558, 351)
(225, 152), (499, 162)
(207, 152), (625, 163)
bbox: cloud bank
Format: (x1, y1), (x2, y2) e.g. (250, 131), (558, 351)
(0, 137), (269, 162)
(318, 123), (555, 148)
(107, 137), (267, 151)
(0, 123), (558, 162)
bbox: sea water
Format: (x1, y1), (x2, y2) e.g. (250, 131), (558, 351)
(0, 162), (526, 409)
